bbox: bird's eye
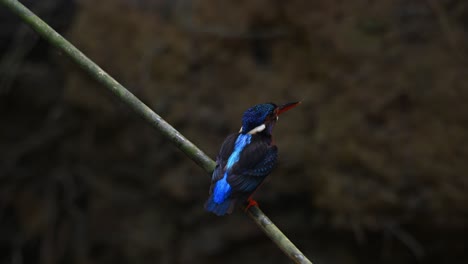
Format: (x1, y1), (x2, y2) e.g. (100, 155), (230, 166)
(266, 114), (276, 121)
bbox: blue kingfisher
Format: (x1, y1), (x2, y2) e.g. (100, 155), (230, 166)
(205, 102), (301, 216)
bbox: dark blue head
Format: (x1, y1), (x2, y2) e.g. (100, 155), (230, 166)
(240, 102), (300, 135)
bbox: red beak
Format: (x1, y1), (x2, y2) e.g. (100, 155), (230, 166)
(277, 101), (301, 115)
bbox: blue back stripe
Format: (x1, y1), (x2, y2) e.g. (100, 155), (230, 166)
(226, 134), (251, 170)
(212, 134), (251, 204)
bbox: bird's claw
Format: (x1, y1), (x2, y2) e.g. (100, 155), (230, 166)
(245, 197), (258, 211)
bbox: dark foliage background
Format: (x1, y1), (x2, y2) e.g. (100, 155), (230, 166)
(1, 0), (468, 263)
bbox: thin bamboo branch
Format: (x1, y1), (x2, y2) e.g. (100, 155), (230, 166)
(0, 1), (313, 263)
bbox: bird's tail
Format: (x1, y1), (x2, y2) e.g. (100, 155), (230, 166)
(204, 195), (236, 216)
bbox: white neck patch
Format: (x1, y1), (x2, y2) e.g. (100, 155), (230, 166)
(247, 124), (266, 134)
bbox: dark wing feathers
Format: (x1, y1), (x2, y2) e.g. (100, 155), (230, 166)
(242, 146), (278, 177)
(209, 133), (238, 194)
(228, 135), (277, 193)
(210, 133), (278, 196)
(234, 137), (271, 172)
(218, 133), (237, 161)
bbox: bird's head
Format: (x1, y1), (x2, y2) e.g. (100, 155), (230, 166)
(239, 101), (301, 135)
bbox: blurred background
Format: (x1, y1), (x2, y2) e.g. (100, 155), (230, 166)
(1, 0), (468, 263)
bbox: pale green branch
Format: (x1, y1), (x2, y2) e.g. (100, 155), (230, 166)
(0, 1), (313, 263)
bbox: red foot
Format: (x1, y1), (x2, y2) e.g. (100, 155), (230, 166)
(245, 197), (258, 211)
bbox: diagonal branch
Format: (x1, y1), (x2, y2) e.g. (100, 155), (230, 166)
(0, 0), (313, 263)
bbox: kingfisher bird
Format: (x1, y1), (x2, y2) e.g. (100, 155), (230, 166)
(205, 101), (301, 216)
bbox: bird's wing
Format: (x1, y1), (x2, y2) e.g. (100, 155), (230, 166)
(227, 136), (278, 193)
(209, 133), (237, 194)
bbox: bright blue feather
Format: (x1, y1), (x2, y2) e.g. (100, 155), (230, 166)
(212, 134), (251, 204)
(213, 176), (231, 203)
(226, 134), (251, 169)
